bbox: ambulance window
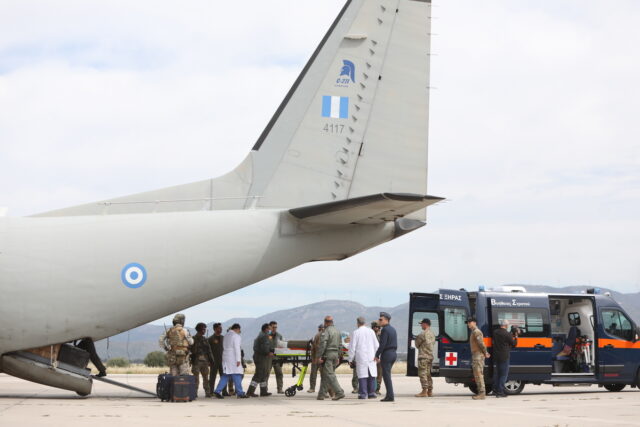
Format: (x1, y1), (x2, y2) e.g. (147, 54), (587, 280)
(411, 312), (440, 337)
(493, 309), (548, 337)
(602, 309), (633, 341)
(527, 312), (544, 333)
(444, 307), (468, 342)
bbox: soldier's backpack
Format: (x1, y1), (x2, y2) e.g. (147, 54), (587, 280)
(171, 375), (196, 402)
(156, 373), (173, 402)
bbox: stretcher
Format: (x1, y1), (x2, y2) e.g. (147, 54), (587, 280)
(273, 335), (350, 397)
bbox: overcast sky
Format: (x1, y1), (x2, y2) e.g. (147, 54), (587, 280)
(1, 0), (639, 324)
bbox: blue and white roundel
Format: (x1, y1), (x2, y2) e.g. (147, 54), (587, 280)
(121, 263), (147, 289)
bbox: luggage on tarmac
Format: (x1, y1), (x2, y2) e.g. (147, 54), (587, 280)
(157, 373), (197, 402)
(156, 373), (173, 402)
(171, 375), (196, 402)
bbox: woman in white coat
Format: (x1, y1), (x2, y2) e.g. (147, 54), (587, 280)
(213, 324), (248, 398)
(348, 316), (380, 399)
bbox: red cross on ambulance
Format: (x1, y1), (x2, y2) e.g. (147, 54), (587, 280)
(445, 352), (458, 366)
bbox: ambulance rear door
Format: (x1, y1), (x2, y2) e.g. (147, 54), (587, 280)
(407, 292), (441, 377)
(438, 289), (472, 379)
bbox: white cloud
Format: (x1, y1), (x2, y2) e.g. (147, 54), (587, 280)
(1, 0), (639, 323)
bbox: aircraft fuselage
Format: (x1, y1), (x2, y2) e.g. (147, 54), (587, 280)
(0, 210), (395, 354)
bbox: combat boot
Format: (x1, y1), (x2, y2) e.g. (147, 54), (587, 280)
(246, 385), (259, 397)
(427, 389), (433, 397)
(415, 388), (428, 397)
(472, 393), (486, 400)
(260, 386), (272, 397)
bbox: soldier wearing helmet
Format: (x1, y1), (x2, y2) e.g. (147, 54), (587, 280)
(159, 313), (194, 376)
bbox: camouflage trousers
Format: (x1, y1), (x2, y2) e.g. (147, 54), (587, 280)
(167, 353), (190, 376)
(418, 358), (433, 390)
(192, 359), (211, 396)
(471, 353), (486, 395)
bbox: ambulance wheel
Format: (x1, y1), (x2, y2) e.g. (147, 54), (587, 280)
(603, 384), (625, 392)
(504, 380), (525, 395)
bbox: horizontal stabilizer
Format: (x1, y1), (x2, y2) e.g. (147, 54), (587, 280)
(289, 193), (443, 225)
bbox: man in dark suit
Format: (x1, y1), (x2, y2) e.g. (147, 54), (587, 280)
(374, 312), (397, 402)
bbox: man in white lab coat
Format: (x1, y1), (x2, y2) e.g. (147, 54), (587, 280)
(213, 324), (248, 399)
(348, 316), (380, 399)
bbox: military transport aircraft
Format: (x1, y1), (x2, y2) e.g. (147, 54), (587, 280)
(0, 0), (440, 395)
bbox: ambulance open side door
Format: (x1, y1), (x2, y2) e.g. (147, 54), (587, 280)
(407, 292), (441, 377)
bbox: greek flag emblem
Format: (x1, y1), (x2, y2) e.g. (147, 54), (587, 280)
(322, 96), (349, 119)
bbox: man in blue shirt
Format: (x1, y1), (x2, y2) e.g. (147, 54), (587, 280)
(374, 312), (397, 402)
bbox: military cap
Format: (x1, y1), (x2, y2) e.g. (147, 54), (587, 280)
(371, 321), (379, 328)
(465, 316), (477, 324)
(379, 312), (391, 320)
(420, 318), (431, 325)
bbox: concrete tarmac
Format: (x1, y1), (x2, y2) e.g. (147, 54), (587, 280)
(1, 373), (639, 427)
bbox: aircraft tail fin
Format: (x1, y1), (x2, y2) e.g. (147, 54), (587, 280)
(249, 0), (435, 216)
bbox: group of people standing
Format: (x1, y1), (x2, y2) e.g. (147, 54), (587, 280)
(467, 316), (518, 399)
(160, 315), (285, 399)
(159, 311), (517, 402)
(159, 312), (402, 402)
(312, 312), (398, 402)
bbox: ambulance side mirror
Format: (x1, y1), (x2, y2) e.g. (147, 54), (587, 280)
(634, 326), (640, 343)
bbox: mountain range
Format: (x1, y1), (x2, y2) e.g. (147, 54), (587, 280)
(95, 285), (640, 361)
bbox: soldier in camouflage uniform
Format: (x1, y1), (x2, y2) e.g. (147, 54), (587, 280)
(158, 313), (194, 376)
(191, 322), (214, 398)
(414, 318), (436, 397)
(467, 316), (490, 400)
(316, 316), (345, 401)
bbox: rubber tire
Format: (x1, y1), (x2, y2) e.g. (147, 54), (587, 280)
(603, 384), (625, 392)
(468, 383), (492, 395)
(76, 391), (90, 397)
(504, 380), (525, 395)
